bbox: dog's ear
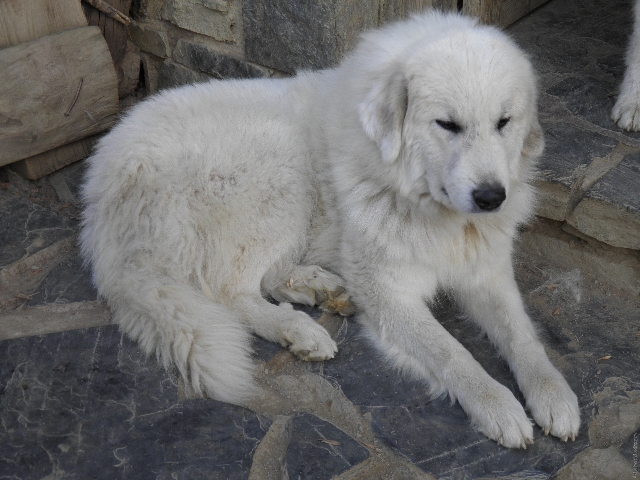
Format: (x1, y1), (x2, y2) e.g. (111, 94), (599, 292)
(522, 117), (545, 160)
(358, 70), (408, 163)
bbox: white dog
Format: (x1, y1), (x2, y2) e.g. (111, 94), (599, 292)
(81, 12), (580, 448)
(612, 0), (640, 129)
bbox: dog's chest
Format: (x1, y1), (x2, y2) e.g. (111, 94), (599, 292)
(386, 213), (512, 284)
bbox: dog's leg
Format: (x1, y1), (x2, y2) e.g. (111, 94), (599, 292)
(359, 287), (534, 448)
(612, 0), (640, 130)
(456, 272), (581, 442)
(234, 294), (338, 361)
(272, 265), (355, 316)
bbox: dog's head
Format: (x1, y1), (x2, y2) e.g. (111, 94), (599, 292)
(357, 15), (544, 215)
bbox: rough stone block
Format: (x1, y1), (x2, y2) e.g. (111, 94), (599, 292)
(519, 221), (640, 296)
(537, 119), (618, 191)
(129, 21), (170, 58)
(566, 154), (640, 250)
(158, 60), (212, 90)
(534, 180), (571, 221)
(286, 414), (369, 478)
(173, 39), (269, 79)
(554, 446), (634, 480)
(243, 0), (434, 73)
(140, 53), (161, 94)
(163, 0), (237, 42)
(131, 0), (165, 20)
(118, 41), (141, 98)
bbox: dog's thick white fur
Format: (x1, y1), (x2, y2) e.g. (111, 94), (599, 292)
(612, 0), (640, 129)
(81, 12), (580, 448)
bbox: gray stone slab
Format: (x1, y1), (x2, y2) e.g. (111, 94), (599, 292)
(285, 413), (369, 479)
(508, 0), (630, 81)
(243, 0), (377, 73)
(129, 21), (170, 58)
(508, 0), (640, 242)
(158, 60), (213, 90)
(0, 194), (75, 269)
(569, 153), (640, 249)
(163, 0), (237, 42)
(0, 325), (269, 479)
(537, 121), (618, 189)
(26, 250), (97, 306)
(544, 75), (621, 136)
(173, 39), (269, 80)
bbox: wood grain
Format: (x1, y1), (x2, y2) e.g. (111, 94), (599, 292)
(0, 26), (118, 167)
(463, 0), (550, 27)
(0, 0), (87, 48)
(11, 135), (100, 180)
(83, 0), (132, 66)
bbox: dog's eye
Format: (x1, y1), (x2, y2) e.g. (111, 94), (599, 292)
(436, 119), (462, 134)
(497, 117), (510, 131)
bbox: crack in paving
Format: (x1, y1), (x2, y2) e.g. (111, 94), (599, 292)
(242, 314), (435, 480)
(565, 142), (640, 218)
(0, 235), (77, 311)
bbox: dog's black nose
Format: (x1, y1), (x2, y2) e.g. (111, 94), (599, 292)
(472, 185), (506, 211)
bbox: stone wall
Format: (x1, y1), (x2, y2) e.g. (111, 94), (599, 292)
(128, 0), (553, 91)
(129, 0), (456, 92)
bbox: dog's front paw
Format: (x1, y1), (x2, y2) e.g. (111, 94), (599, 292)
(460, 380), (533, 449)
(524, 369), (580, 442)
(612, 81), (640, 130)
(612, 97), (640, 130)
(280, 307), (338, 361)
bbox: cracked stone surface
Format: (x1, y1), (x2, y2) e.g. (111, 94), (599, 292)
(510, 0), (640, 249)
(1, 0), (639, 479)
(0, 326), (269, 480)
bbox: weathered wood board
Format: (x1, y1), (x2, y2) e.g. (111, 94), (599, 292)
(0, 0), (87, 48)
(463, 0), (550, 27)
(11, 135), (101, 180)
(0, 26), (118, 167)
(83, 0), (133, 66)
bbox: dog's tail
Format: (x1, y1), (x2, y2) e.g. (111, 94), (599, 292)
(105, 266), (256, 405)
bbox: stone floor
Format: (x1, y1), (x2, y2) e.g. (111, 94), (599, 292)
(1, 0), (639, 479)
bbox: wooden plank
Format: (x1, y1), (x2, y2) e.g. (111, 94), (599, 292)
(0, 0), (87, 48)
(11, 134), (101, 180)
(0, 26), (119, 167)
(463, 0), (551, 27)
(83, 0), (132, 66)
(84, 0), (135, 96)
(380, 1), (454, 22)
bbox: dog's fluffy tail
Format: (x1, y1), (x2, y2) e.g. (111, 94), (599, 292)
(107, 267), (256, 405)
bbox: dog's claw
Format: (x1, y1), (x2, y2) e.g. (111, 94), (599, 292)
(544, 429), (550, 436)
(562, 435), (568, 442)
(571, 434), (576, 442)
